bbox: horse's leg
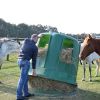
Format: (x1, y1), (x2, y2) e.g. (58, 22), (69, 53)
(92, 61), (94, 64)
(82, 61), (86, 81)
(0, 81), (2, 84)
(6, 54), (9, 61)
(89, 63), (92, 81)
(80, 60), (82, 65)
(95, 60), (99, 77)
(0, 64), (2, 69)
(0, 64), (2, 83)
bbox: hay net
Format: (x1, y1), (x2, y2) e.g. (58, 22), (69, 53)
(59, 48), (73, 64)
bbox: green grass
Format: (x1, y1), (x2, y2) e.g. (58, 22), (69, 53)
(77, 64), (100, 100)
(0, 53), (100, 100)
(0, 53), (19, 81)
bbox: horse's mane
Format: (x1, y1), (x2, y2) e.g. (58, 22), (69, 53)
(0, 38), (9, 42)
(82, 34), (97, 45)
(0, 38), (16, 43)
(83, 34), (100, 46)
(0, 38), (15, 48)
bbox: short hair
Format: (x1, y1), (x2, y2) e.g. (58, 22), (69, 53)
(31, 34), (38, 39)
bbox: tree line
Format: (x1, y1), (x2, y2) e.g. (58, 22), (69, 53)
(0, 18), (58, 38)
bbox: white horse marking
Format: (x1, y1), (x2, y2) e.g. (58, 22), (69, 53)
(79, 43), (100, 81)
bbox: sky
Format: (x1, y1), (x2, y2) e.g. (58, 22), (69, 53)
(0, 0), (100, 34)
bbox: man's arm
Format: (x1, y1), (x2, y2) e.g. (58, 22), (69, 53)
(32, 47), (38, 76)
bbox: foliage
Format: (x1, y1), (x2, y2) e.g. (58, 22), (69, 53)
(62, 39), (73, 48)
(0, 18), (58, 38)
(38, 34), (51, 47)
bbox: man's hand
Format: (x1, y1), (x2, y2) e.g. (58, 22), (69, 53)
(32, 69), (37, 76)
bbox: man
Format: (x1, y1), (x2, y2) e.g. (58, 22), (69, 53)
(16, 34), (38, 100)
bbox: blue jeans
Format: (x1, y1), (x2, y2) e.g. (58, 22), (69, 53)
(16, 59), (30, 99)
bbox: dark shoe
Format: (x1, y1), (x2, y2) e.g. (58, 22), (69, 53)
(16, 96), (25, 100)
(16, 98), (25, 100)
(24, 93), (35, 97)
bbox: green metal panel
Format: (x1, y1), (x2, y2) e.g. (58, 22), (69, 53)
(29, 32), (80, 85)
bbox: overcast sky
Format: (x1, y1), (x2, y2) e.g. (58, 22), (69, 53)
(0, 0), (100, 34)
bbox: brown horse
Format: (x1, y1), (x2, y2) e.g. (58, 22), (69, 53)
(80, 34), (100, 60)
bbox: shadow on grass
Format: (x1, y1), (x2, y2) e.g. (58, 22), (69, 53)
(1, 65), (17, 70)
(0, 84), (100, 100)
(0, 83), (16, 95)
(78, 88), (100, 100)
(92, 79), (100, 82)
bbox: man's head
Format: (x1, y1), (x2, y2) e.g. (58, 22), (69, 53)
(31, 34), (38, 42)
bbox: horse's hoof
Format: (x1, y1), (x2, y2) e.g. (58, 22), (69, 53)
(95, 75), (98, 77)
(89, 79), (92, 82)
(0, 81), (2, 84)
(82, 78), (85, 81)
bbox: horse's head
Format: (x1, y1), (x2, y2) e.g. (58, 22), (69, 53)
(79, 34), (95, 60)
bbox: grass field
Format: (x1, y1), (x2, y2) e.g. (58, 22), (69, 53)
(0, 53), (100, 100)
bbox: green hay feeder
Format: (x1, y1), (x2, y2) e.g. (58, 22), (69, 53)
(29, 32), (80, 94)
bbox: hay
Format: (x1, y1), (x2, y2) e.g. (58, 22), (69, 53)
(59, 48), (73, 64)
(29, 75), (77, 93)
(38, 45), (48, 57)
(38, 48), (47, 57)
